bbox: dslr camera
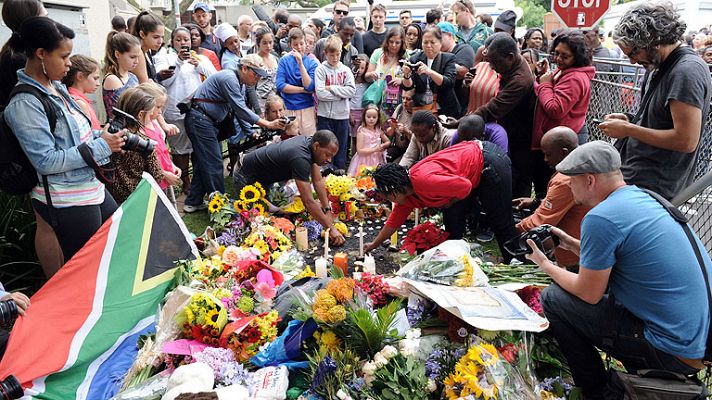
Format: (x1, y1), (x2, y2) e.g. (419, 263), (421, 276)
(235, 116), (296, 153)
(108, 108), (156, 157)
(399, 59), (420, 70)
(503, 224), (560, 257)
(0, 299), (18, 325)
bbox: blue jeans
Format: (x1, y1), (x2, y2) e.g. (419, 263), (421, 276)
(542, 284), (699, 400)
(185, 107), (225, 206)
(316, 116), (350, 170)
(442, 141), (518, 262)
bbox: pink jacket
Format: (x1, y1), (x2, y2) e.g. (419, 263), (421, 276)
(531, 66), (595, 149)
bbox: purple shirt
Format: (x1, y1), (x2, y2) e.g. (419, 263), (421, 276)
(450, 122), (509, 153)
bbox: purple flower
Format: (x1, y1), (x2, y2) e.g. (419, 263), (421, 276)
(540, 376), (573, 396)
(216, 228), (238, 246)
(407, 299), (427, 326)
(302, 220), (323, 241)
(192, 347), (254, 387)
(312, 356), (337, 389)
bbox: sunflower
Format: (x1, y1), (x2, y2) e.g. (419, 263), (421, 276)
(254, 182), (266, 197)
(252, 202), (265, 215)
(240, 185), (261, 203)
(204, 308), (220, 329)
(208, 198), (221, 213)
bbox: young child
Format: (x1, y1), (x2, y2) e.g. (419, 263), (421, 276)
(107, 87), (164, 204)
(347, 104), (390, 176)
(214, 22), (240, 70)
(102, 31), (141, 121)
(275, 28), (319, 136)
(349, 54), (369, 153)
(315, 35), (356, 171)
(62, 54), (101, 130)
(138, 82), (182, 190)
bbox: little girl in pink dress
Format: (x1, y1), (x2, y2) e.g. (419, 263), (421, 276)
(347, 104), (391, 176)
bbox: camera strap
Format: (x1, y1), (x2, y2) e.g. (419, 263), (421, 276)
(78, 143), (116, 185)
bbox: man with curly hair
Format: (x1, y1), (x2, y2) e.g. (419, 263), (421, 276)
(599, 2), (712, 200)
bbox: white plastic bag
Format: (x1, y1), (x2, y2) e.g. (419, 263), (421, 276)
(250, 366), (289, 399)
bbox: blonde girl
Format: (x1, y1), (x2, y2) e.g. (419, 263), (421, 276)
(102, 31), (141, 120)
(347, 104), (391, 176)
(107, 87), (164, 203)
(62, 54), (101, 129)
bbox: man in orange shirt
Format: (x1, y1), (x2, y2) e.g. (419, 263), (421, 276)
(514, 127), (591, 268)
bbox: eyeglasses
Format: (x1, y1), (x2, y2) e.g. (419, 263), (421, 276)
(334, 9), (349, 15)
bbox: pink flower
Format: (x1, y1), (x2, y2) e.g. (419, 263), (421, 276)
(254, 282), (277, 299)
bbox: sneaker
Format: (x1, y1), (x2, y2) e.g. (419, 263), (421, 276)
(476, 228), (495, 243)
(183, 202), (207, 213)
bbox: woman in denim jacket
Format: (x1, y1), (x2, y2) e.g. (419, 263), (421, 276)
(5, 17), (125, 261)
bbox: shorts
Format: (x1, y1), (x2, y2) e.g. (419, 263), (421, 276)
(165, 118), (192, 155)
(285, 107), (317, 136)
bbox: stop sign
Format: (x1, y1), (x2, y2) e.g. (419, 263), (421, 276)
(551, 0), (612, 30)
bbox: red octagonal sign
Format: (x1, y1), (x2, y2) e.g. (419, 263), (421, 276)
(552, 0), (612, 30)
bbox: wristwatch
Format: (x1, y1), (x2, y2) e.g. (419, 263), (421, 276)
(322, 206), (332, 214)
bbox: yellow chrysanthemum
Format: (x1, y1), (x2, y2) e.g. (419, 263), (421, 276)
(313, 289), (338, 309)
(239, 185), (261, 203)
(204, 308), (220, 329)
(318, 329), (342, 354)
(254, 240), (269, 255)
(326, 304), (346, 324)
(333, 222), (348, 236)
(208, 198), (221, 213)
(295, 266), (316, 279)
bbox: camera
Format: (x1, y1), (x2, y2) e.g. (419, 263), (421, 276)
(108, 108), (156, 157)
(0, 299), (18, 325)
(503, 225), (560, 257)
(399, 59), (420, 70)
(0, 375), (22, 400)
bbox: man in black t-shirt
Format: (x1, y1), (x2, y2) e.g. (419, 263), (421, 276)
(600, 2), (712, 200)
(235, 130), (346, 245)
(438, 22), (475, 118)
(362, 4), (388, 58)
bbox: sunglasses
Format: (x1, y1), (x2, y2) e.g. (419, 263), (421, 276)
(334, 9), (349, 15)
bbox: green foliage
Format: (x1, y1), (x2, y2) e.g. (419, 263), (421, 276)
(306, 349), (360, 398)
(336, 299), (402, 359)
(516, 0), (549, 28)
(367, 354), (430, 400)
(0, 193), (44, 294)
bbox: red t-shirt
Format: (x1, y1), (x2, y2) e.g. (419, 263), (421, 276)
(385, 141), (485, 229)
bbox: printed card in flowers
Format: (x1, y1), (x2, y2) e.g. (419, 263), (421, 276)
(397, 240), (489, 287)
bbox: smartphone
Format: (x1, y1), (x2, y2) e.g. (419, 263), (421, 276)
(168, 65), (176, 70)
(592, 118), (604, 125)
(468, 66), (477, 75)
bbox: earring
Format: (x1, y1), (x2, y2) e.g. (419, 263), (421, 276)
(41, 58), (47, 76)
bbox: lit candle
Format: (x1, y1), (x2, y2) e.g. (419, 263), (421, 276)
(315, 257), (328, 278)
(334, 252), (348, 275)
(324, 228), (330, 258)
(358, 224), (364, 257)
(296, 227), (308, 251)
(414, 208), (420, 226)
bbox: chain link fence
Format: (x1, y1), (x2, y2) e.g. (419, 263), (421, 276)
(586, 58), (712, 254)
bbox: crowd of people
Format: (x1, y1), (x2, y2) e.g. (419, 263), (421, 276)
(1, 0), (712, 397)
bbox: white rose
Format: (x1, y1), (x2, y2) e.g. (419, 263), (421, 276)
(380, 345), (398, 359)
(427, 379), (437, 393)
(398, 339), (417, 357)
(337, 389), (352, 400)
(361, 361), (377, 376)
(373, 352), (389, 368)
(405, 328), (422, 340)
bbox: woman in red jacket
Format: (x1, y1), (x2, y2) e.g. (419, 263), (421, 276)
(531, 30), (595, 197)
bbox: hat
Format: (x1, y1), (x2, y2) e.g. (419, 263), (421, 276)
(494, 10), (517, 32)
(192, 2), (210, 13)
(213, 22), (237, 43)
(556, 140), (621, 175)
(238, 54), (270, 78)
(437, 22), (457, 36)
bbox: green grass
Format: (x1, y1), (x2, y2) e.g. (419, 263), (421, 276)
(180, 177), (236, 236)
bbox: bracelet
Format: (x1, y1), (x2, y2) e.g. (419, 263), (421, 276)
(322, 206), (332, 213)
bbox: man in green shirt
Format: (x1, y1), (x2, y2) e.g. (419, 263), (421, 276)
(451, 0), (492, 52)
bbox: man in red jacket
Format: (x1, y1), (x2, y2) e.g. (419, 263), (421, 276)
(364, 141), (518, 262)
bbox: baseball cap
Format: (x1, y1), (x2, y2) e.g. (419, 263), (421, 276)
(556, 140), (621, 175)
(192, 2), (210, 13)
(437, 22), (457, 36)
(239, 54), (270, 78)
(213, 22), (237, 43)
(494, 10), (517, 32)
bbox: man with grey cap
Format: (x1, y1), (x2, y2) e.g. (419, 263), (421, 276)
(525, 140), (712, 399)
(183, 54), (286, 213)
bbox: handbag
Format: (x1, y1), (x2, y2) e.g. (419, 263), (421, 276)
(602, 188), (711, 399)
(362, 79), (385, 108)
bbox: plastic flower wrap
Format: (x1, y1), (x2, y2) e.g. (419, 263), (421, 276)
(443, 343), (504, 400)
(401, 221), (449, 255)
(397, 241), (489, 287)
(177, 292), (229, 346)
(220, 310), (280, 363)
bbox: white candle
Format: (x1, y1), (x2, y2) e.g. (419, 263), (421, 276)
(315, 257), (328, 278)
(363, 254), (376, 274)
(358, 224), (364, 258)
(414, 208), (420, 226)
(295, 227), (308, 251)
(324, 228), (330, 257)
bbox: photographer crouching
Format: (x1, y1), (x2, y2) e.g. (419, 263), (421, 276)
(182, 54), (286, 213)
(525, 141), (712, 399)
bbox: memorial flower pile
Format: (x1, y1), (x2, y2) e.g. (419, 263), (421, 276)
(401, 221), (450, 255)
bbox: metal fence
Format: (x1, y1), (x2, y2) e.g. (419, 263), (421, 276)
(586, 58), (712, 254)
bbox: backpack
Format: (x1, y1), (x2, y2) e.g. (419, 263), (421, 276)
(0, 84), (57, 195)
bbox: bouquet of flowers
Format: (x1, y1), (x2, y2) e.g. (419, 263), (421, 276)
(312, 278), (355, 325)
(220, 310), (280, 363)
(401, 222), (449, 255)
(360, 345), (430, 399)
(397, 241), (488, 287)
(235, 182), (269, 215)
(191, 347), (255, 388)
(517, 285), (544, 315)
(243, 223), (292, 263)
(177, 291), (229, 346)
(355, 273), (391, 308)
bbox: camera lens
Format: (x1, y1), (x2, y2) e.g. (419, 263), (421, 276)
(123, 133), (155, 157)
(0, 375), (23, 400)
(0, 300), (18, 325)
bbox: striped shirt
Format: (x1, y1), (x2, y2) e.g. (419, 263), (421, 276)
(31, 108), (105, 207)
(468, 62), (500, 114)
